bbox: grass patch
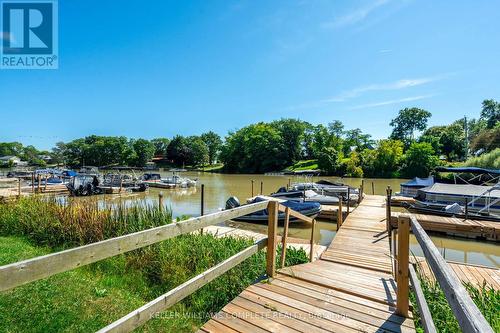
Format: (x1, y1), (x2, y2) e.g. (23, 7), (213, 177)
(286, 159), (319, 171)
(410, 271), (499, 333)
(0, 197), (309, 332)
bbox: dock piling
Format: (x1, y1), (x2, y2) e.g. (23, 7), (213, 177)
(309, 218), (316, 262)
(251, 180), (254, 197)
(200, 184), (205, 234)
(158, 192), (164, 211)
(346, 187), (350, 216)
(337, 197), (343, 230)
(260, 181), (263, 195)
(372, 181), (375, 195)
(266, 201), (278, 278)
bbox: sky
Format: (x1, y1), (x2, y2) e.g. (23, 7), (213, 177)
(1, 0), (499, 150)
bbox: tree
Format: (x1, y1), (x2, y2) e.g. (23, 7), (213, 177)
(420, 121), (466, 161)
(186, 136), (209, 166)
(317, 147), (343, 175)
(481, 99), (500, 129)
(200, 131), (222, 165)
(167, 135), (190, 166)
(362, 140), (404, 178)
(390, 108), (432, 148)
(151, 138), (170, 157)
(0, 142), (23, 156)
(132, 139), (155, 167)
(401, 142), (439, 178)
(271, 119), (309, 165)
(343, 128), (373, 155)
(470, 127), (500, 154)
(220, 123), (286, 173)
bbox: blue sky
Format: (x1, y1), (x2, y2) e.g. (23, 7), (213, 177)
(1, 0), (499, 150)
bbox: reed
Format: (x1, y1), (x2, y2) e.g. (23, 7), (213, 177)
(0, 196), (172, 248)
(410, 272), (499, 332)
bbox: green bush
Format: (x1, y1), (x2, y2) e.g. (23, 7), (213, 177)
(464, 148), (500, 169)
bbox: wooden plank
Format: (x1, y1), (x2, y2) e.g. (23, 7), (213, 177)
(409, 265), (437, 333)
(97, 238), (267, 333)
(202, 320), (239, 333)
(396, 216), (410, 317)
(280, 207), (290, 269)
(267, 200), (278, 278)
(0, 200), (269, 292)
(410, 215), (494, 333)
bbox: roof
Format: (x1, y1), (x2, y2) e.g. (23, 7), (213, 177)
(435, 166), (500, 175)
(0, 155), (19, 161)
(401, 176), (434, 188)
(419, 183), (500, 198)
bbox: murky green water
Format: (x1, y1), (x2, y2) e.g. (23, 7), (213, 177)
(80, 171), (499, 268)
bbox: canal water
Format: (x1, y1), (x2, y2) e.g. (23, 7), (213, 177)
(86, 171), (499, 268)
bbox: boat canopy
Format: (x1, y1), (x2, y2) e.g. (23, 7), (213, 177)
(419, 183), (500, 198)
(401, 176), (434, 188)
(435, 166), (500, 175)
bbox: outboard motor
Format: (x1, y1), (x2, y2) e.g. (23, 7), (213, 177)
(276, 186), (287, 193)
(226, 196), (241, 209)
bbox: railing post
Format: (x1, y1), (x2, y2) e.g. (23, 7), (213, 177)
(280, 207), (290, 268)
(309, 218), (316, 262)
(337, 197), (343, 230)
(158, 192), (164, 211)
(386, 186), (392, 232)
(396, 215), (410, 317)
(346, 187), (350, 216)
(266, 201), (278, 278)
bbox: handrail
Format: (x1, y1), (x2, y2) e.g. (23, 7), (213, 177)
(408, 265), (437, 333)
(0, 200), (269, 292)
(396, 214), (494, 333)
(98, 238), (268, 333)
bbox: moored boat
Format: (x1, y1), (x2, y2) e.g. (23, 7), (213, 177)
(225, 196), (321, 223)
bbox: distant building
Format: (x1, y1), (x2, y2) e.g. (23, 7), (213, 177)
(0, 156), (28, 166)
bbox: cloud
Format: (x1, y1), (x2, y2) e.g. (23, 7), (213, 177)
(323, 0), (391, 29)
(349, 94), (435, 110)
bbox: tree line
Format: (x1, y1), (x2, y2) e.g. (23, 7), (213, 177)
(1, 99), (498, 177)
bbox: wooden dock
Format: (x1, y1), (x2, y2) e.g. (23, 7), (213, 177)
(413, 257), (500, 291)
(199, 195), (416, 332)
(391, 212), (499, 241)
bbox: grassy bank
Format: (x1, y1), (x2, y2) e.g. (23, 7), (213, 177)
(0, 197), (309, 332)
(410, 271), (499, 333)
(286, 159), (319, 171)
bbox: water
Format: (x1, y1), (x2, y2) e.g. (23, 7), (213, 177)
(82, 171), (499, 268)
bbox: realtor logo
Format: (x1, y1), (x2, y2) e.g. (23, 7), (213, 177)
(1, 0), (58, 69)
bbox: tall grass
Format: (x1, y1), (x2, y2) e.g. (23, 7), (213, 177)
(464, 148), (500, 169)
(410, 272), (500, 333)
(0, 196), (172, 247)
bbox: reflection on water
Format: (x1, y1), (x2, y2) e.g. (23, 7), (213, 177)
(75, 171), (498, 268)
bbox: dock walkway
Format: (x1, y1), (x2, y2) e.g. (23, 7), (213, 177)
(199, 195), (415, 332)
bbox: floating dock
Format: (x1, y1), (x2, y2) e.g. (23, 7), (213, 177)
(391, 212), (499, 241)
(199, 195), (416, 332)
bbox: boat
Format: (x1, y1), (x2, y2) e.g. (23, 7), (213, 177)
(141, 172), (197, 189)
(101, 173), (148, 192)
(225, 196), (321, 223)
(289, 180), (359, 202)
(67, 174), (102, 196)
(398, 176), (434, 197)
(411, 182), (500, 216)
(270, 187), (340, 205)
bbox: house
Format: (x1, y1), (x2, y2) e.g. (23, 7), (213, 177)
(0, 156), (28, 166)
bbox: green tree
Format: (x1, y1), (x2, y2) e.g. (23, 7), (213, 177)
(151, 138), (170, 157)
(481, 99), (500, 129)
(390, 108), (432, 148)
(470, 127), (500, 154)
(401, 142), (439, 178)
(132, 139), (155, 167)
(186, 136), (209, 166)
(343, 128), (373, 155)
(167, 135), (190, 166)
(317, 147), (343, 175)
(0, 142), (23, 157)
(220, 123), (286, 173)
(271, 119), (309, 165)
(200, 131), (222, 165)
(362, 140), (404, 178)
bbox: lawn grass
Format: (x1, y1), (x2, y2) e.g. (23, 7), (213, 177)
(286, 159), (319, 171)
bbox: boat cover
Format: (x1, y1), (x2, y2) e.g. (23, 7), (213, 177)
(401, 176), (434, 188)
(419, 183), (500, 198)
(435, 166), (500, 175)
(251, 196), (320, 215)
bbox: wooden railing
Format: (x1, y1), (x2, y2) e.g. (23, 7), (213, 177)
(0, 199), (315, 332)
(394, 214), (494, 333)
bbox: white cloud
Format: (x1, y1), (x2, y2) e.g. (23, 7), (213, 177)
(323, 0), (390, 28)
(349, 94), (435, 110)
